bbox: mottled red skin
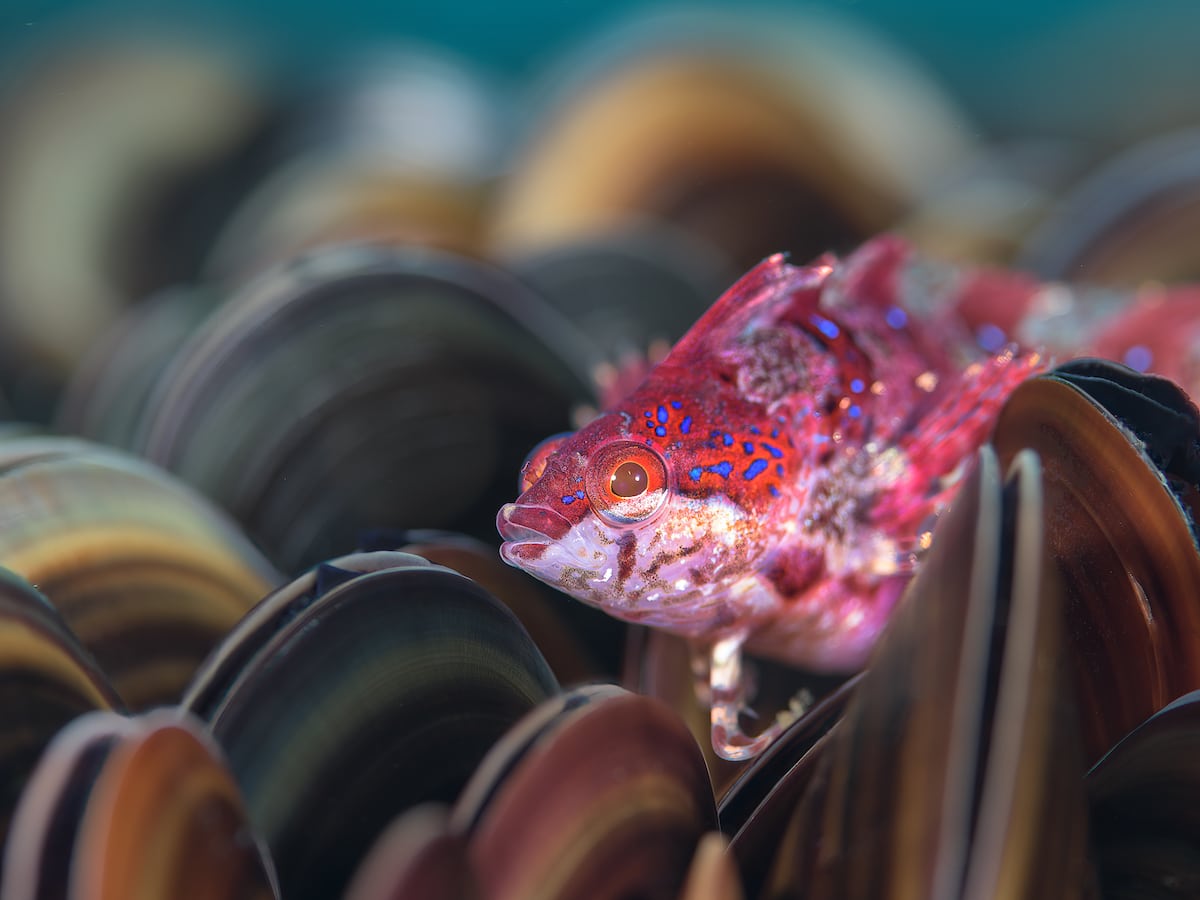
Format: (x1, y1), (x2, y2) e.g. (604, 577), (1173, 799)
(498, 236), (1048, 672)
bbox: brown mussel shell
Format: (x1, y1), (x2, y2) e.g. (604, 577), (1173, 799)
(991, 364), (1200, 765)
(2, 709), (278, 900)
(0, 435), (279, 709)
(343, 804), (478, 900)
(454, 684), (719, 900)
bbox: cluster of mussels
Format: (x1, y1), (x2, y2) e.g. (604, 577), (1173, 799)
(1, 9), (1200, 900)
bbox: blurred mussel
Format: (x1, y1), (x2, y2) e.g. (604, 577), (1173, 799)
(98, 242), (600, 573)
(1, 709), (278, 900)
(1020, 128), (1200, 285)
(0, 434), (279, 709)
(0, 32), (277, 417)
(207, 46), (512, 279)
(489, 8), (975, 272)
(0, 569), (121, 874)
(183, 550), (559, 900)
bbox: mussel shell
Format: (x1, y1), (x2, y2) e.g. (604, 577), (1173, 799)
(766, 448), (1089, 897)
(1086, 691), (1200, 896)
(134, 244), (598, 571)
(991, 367), (1200, 764)
(343, 805), (477, 900)
(55, 285), (219, 450)
(185, 553), (559, 900)
(0, 570), (122, 869)
(2, 709), (278, 900)
(0, 436), (279, 709)
(455, 684), (717, 900)
(490, 10), (973, 269)
(507, 226), (733, 364)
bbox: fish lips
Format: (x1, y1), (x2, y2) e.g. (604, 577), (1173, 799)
(496, 502), (572, 565)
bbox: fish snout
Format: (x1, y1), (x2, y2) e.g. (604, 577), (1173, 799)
(496, 502), (573, 565)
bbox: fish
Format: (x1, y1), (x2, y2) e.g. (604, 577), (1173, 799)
(496, 234), (1178, 759)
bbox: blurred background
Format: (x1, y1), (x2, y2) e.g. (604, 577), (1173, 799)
(3, 0), (1200, 429)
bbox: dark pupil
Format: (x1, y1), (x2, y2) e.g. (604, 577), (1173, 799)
(610, 461), (648, 498)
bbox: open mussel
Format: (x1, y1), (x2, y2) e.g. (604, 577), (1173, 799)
(132, 243), (599, 572)
(0, 434), (279, 709)
(183, 550), (559, 900)
(1, 709), (278, 900)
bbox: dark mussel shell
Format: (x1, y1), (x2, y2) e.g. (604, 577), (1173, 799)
(55, 285), (219, 450)
(453, 684), (719, 900)
(764, 448), (1090, 898)
(133, 243), (599, 572)
(991, 362), (1200, 764)
(1, 709), (278, 900)
(0, 435), (279, 709)
(1086, 691), (1200, 897)
(0, 570), (122, 873)
(184, 551), (559, 900)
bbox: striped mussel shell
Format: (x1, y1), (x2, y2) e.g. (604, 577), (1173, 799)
(128, 243), (599, 572)
(0, 569), (122, 877)
(448, 684), (720, 900)
(1, 709), (278, 900)
(0, 434), (279, 709)
(182, 550), (560, 900)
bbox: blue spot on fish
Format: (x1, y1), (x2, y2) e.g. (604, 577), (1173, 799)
(561, 494), (576, 504)
(776, 463), (784, 476)
(743, 442), (755, 454)
(886, 306), (908, 329)
(689, 466), (702, 481)
(657, 405), (668, 424)
(575, 490), (585, 499)
(744, 459), (768, 480)
(710, 461), (733, 478)
(850, 378), (865, 393)
(762, 443), (782, 458)
(811, 314), (840, 340)
(671, 400), (682, 409)
(976, 323), (1007, 353)
(722, 433), (734, 447)
(1123, 345), (1153, 372)
(655, 425), (667, 437)
(681, 416), (692, 434)
(771, 428), (779, 439)
(749, 425), (761, 435)
(848, 405), (862, 419)
(769, 485), (781, 497)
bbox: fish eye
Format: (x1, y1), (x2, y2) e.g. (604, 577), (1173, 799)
(610, 460), (648, 498)
(585, 442), (669, 525)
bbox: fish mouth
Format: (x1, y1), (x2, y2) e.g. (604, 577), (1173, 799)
(496, 502), (572, 565)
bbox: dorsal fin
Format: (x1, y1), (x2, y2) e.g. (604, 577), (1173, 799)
(662, 252), (835, 366)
